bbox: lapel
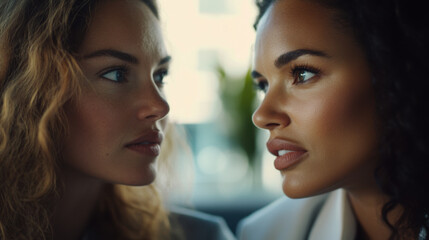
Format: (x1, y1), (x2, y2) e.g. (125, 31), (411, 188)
(308, 189), (357, 240)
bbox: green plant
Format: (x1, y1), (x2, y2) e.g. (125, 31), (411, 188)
(217, 65), (258, 167)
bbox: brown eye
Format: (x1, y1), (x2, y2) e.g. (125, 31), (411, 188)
(296, 70), (316, 83)
(291, 65), (321, 84)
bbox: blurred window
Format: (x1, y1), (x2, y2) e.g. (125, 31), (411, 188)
(158, 0), (283, 213)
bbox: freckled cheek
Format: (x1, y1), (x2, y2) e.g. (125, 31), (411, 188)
(66, 95), (126, 155)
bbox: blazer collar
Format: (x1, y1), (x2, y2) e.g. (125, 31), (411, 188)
(308, 188), (357, 240)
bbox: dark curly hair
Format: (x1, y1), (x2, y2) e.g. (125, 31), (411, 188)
(254, 0), (429, 239)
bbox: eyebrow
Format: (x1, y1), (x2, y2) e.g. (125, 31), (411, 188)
(83, 49), (139, 63)
(158, 55), (172, 65)
(83, 49), (172, 66)
(251, 71), (262, 79)
(251, 48), (330, 79)
(275, 49), (330, 68)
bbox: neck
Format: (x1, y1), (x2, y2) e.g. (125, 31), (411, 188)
(52, 167), (106, 240)
(340, 156), (401, 240)
(346, 185), (395, 240)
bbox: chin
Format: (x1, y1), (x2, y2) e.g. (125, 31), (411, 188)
(281, 174), (337, 199)
(119, 166), (157, 186)
(282, 185), (310, 199)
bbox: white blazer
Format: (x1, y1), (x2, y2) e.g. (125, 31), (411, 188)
(237, 189), (357, 240)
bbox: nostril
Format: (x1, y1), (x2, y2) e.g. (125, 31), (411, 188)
(145, 114), (158, 120)
(265, 122), (281, 130)
(138, 102), (169, 121)
(252, 97), (291, 129)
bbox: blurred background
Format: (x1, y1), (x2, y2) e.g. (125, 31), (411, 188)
(157, 0), (283, 233)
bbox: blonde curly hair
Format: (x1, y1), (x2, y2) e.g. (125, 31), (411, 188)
(0, 0), (172, 239)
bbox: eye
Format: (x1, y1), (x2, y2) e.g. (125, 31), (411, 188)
(254, 80), (269, 93)
(100, 67), (128, 83)
(154, 69), (169, 87)
(291, 65), (321, 84)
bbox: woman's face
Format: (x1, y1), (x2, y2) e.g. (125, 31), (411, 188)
(252, 0), (379, 198)
(63, 0), (170, 186)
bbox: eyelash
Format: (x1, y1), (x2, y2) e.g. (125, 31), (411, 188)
(100, 66), (129, 83)
(99, 66), (169, 87)
(253, 64), (322, 93)
(154, 68), (169, 87)
(253, 80), (269, 93)
(290, 64), (321, 84)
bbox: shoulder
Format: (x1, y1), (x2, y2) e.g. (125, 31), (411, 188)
(236, 193), (329, 240)
(169, 206), (236, 240)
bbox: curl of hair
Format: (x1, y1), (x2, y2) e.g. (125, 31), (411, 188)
(254, 0), (429, 239)
(0, 0), (170, 239)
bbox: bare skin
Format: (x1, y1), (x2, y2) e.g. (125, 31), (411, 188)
(348, 191), (391, 239)
(346, 173), (409, 239)
(345, 168), (394, 240)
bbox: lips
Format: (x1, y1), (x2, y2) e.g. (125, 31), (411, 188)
(266, 138), (308, 170)
(125, 131), (163, 156)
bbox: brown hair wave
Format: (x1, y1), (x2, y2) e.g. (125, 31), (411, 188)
(0, 0), (171, 239)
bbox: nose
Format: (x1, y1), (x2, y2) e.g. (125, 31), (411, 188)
(252, 90), (291, 130)
(137, 82), (170, 121)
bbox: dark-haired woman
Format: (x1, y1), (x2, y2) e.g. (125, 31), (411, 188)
(0, 0), (234, 239)
(237, 0), (429, 239)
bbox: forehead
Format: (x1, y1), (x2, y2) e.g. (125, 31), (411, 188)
(254, 0), (351, 69)
(79, 0), (166, 58)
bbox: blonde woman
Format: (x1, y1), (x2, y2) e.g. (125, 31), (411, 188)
(0, 0), (234, 239)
